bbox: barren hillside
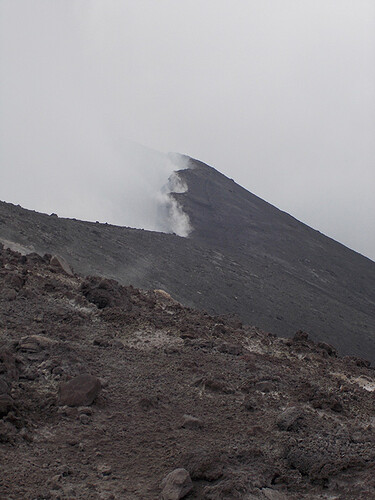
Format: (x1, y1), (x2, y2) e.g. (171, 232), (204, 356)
(1, 244), (375, 499)
(1, 156), (374, 362)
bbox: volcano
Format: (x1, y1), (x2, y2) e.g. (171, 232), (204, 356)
(1, 155), (374, 362)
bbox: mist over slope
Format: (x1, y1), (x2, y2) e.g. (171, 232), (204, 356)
(0, 141), (191, 237)
(0, 155), (374, 362)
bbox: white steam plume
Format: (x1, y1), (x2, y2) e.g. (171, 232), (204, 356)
(156, 171), (192, 237)
(0, 3), (193, 238)
(0, 133), (192, 236)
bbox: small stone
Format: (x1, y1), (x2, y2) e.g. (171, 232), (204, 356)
(276, 407), (304, 431)
(48, 474), (62, 490)
(330, 399), (343, 413)
(317, 342), (337, 357)
(218, 343), (243, 355)
(255, 381), (274, 393)
(58, 374), (101, 407)
(2, 289), (17, 301)
(99, 378), (109, 388)
(79, 414), (91, 425)
(181, 414), (203, 430)
(161, 468), (193, 500)
(93, 337), (110, 347)
(0, 420), (17, 443)
(243, 395), (257, 411)
(58, 406), (78, 418)
(204, 378), (231, 393)
(62, 485), (76, 497)
(50, 255), (74, 276)
(293, 330), (309, 342)
(261, 488), (288, 500)
(0, 349), (19, 381)
(0, 394), (14, 417)
(184, 449), (224, 481)
(19, 427), (33, 442)
(0, 377), (10, 395)
(78, 406), (93, 415)
(18, 335), (56, 353)
(97, 464), (112, 476)
(111, 339), (124, 349)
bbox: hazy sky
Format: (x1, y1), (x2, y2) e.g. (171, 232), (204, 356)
(0, 1), (374, 259)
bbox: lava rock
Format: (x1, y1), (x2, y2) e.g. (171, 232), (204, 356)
(79, 414), (91, 425)
(204, 377), (232, 394)
(4, 273), (25, 291)
(185, 449), (224, 481)
(0, 377), (9, 394)
(80, 277), (132, 311)
(50, 255), (74, 276)
(218, 343), (243, 356)
(18, 335), (56, 353)
(293, 330), (309, 342)
(139, 396), (159, 410)
(276, 407), (304, 431)
(180, 414), (203, 430)
(0, 349), (19, 381)
(0, 419), (17, 443)
(256, 380), (274, 393)
(261, 488), (289, 500)
(0, 393), (14, 417)
(58, 374), (101, 407)
(243, 395), (257, 411)
(161, 468), (193, 500)
(317, 342), (337, 357)
(97, 464), (112, 476)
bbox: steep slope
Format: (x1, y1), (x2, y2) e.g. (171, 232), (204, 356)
(175, 157), (375, 358)
(0, 155), (374, 362)
(1, 244), (375, 499)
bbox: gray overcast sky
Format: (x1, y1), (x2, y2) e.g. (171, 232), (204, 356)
(1, 1), (374, 260)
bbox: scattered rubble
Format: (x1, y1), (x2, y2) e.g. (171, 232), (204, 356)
(0, 243), (375, 499)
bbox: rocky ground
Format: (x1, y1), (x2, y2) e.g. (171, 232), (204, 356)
(1, 243), (375, 499)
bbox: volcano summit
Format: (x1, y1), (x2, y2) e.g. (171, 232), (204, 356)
(0, 156), (374, 362)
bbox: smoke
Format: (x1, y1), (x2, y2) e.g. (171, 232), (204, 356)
(0, 132), (192, 235)
(0, 2), (194, 237)
(103, 146), (193, 237)
(1, 1), (374, 257)
(156, 170), (192, 237)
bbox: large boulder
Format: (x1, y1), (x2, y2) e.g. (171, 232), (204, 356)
(58, 374), (101, 407)
(161, 468), (193, 500)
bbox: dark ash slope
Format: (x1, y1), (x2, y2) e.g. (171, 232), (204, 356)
(0, 156), (374, 362)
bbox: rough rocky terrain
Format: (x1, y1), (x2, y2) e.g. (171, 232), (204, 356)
(1, 243), (375, 499)
(1, 156), (374, 362)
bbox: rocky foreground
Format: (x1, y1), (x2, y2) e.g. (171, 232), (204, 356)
(0, 243), (375, 499)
